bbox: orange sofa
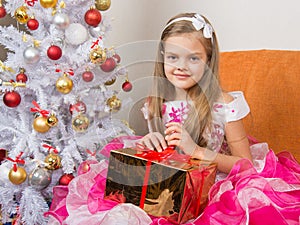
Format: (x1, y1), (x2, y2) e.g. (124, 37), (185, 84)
(219, 50), (300, 162)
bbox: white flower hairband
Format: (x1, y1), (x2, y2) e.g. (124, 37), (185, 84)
(164, 13), (214, 40)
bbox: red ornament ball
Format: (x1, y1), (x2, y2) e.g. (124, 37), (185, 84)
(27, 18), (39, 30)
(59, 174), (74, 185)
(3, 91), (21, 107)
(16, 72), (28, 83)
(122, 81), (132, 92)
(69, 101), (87, 115)
(100, 57), (116, 72)
(84, 8), (102, 27)
(0, 6), (6, 18)
(113, 53), (121, 63)
(82, 71), (94, 82)
(0, 148), (7, 163)
(47, 45), (62, 60)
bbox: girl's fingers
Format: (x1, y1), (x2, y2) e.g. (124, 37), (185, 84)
(143, 138), (154, 150)
(141, 133), (168, 152)
(165, 125), (181, 135)
(150, 136), (166, 152)
(165, 132), (181, 141)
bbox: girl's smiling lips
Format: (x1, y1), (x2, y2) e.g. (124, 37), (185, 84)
(174, 73), (191, 79)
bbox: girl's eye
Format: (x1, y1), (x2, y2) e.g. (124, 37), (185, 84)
(190, 56), (200, 62)
(165, 55), (177, 61)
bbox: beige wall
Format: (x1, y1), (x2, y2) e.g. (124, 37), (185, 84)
(106, 0), (300, 51)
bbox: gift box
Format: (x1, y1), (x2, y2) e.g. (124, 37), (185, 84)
(105, 148), (217, 224)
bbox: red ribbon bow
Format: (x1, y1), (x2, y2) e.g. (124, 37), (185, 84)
(91, 36), (103, 49)
(25, 0), (38, 6)
(6, 152), (25, 172)
(86, 149), (96, 157)
(134, 149), (175, 162)
(55, 66), (74, 76)
(134, 143), (191, 163)
(42, 144), (58, 154)
(30, 101), (49, 117)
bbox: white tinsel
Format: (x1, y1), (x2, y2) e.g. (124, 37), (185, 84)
(19, 187), (49, 225)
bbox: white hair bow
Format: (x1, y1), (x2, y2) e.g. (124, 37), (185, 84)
(193, 14), (213, 39)
(164, 13), (213, 40)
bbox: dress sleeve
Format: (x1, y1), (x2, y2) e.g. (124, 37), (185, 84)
(225, 91), (250, 122)
(141, 102), (153, 132)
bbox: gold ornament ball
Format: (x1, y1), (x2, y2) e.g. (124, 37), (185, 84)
(14, 6), (29, 24)
(8, 167), (27, 185)
(47, 114), (58, 127)
(104, 77), (116, 86)
(40, 0), (58, 8)
(72, 114), (90, 132)
(81, 161), (91, 173)
(106, 95), (121, 112)
(45, 153), (61, 170)
(90, 48), (106, 64)
(33, 117), (51, 133)
(56, 74), (73, 94)
(95, 0), (111, 11)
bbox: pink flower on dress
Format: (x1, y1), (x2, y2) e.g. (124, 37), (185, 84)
(213, 103), (223, 112)
(162, 104), (167, 116)
(168, 102), (190, 124)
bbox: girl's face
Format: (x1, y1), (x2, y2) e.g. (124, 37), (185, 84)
(163, 33), (208, 98)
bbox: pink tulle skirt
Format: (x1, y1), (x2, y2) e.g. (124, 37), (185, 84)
(45, 138), (300, 225)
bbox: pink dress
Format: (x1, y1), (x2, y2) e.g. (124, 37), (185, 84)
(45, 92), (300, 225)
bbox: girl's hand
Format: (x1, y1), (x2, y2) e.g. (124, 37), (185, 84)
(164, 122), (197, 155)
(138, 132), (168, 152)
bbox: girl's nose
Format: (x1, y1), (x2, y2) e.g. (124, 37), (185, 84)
(175, 59), (187, 71)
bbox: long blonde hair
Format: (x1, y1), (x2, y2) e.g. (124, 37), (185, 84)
(147, 13), (222, 147)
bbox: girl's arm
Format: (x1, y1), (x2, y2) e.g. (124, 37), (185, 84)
(192, 92), (252, 173)
(193, 119), (252, 173)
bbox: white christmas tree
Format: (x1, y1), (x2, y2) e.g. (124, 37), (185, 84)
(0, 0), (133, 224)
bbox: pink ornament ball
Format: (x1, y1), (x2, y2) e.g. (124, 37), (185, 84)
(122, 81), (132, 92)
(77, 160), (98, 175)
(82, 71), (94, 82)
(100, 57), (116, 72)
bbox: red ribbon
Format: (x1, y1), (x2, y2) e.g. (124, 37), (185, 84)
(134, 143), (176, 162)
(139, 160), (152, 209)
(42, 144), (58, 154)
(30, 101), (49, 117)
(55, 66), (74, 76)
(91, 36), (103, 49)
(25, 0), (38, 6)
(86, 149), (96, 157)
(195, 169), (210, 215)
(134, 144), (191, 209)
(6, 152), (25, 172)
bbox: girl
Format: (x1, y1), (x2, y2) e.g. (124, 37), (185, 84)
(46, 13), (300, 225)
(138, 12), (252, 176)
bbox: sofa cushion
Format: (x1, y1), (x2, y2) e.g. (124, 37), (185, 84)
(219, 50), (300, 161)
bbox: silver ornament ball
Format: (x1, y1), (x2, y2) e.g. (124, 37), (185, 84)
(23, 46), (40, 64)
(65, 23), (88, 45)
(89, 26), (102, 38)
(28, 167), (52, 190)
(52, 13), (70, 29)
